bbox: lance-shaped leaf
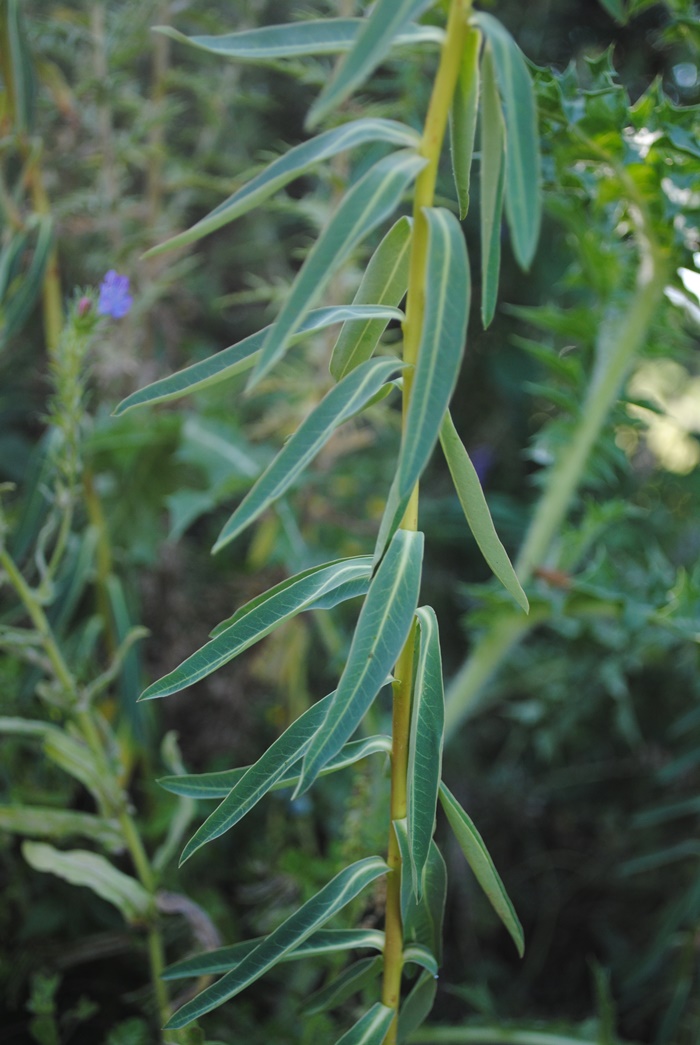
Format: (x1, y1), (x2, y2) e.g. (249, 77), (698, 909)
(394, 822), (447, 961)
(296, 529), (424, 795)
(214, 357), (404, 552)
(165, 856), (388, 1028)
(330, 217), (413, 381)
(450, 28), (481, 220)
(396, 207), (470, 502)
(0, 807), (123, 853)
(472, 12), (541, 269)
(336, 1004), (395, 1045)
(155, 20), (444, 63)
(165, 928), (385, 980)
(439, 410), (528, 613)
(407, 606), (445, 900)
(140, 557), (372, 700)
(479, 43), (506, 328)
(404, 943), (439, 978)
(159, 734), (391, 800)
(439, 781), (524, 957)
(306, 955), (383, 1015)
(397, 970), (437, 1043)
(22, 843), (151, 924)
(144, 119), (419, 259)
(308, 0), (437, 127)
(249, 151), (425, 388)
(114, 306), (402, 417)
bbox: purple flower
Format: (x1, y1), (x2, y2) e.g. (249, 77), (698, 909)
(97, 270), (133, 319)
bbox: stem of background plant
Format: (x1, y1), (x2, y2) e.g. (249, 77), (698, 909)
(444, 192), (669, 738)
(0, 544), (171, 1035)
(381, 3), (469, 1039)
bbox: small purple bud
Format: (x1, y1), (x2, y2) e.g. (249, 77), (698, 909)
(97, 270), (133, 319)
(77, 296), (92, 317)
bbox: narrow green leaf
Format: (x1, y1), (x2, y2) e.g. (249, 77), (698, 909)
(165, 857), (388, 1028)
(42, 731), (109, 811)
(450, 28), (481, 220)
(396, 207), (470, 503)
(1, 217), (54, 345)
(22, 842), (151, 924)
(393, 822), (447, 962)
(159, 734), (391, 799)
(0, 716), (57, 739)
(479, 43), (506, 328)
(144, 119), (419, 259)
(335, 1003), (395, 1045)
(6, 0), (35, 133)
(306, 955), (383, 1015)
(0, 807), (122, 853)
(407, 607), (445, 900)
(439, 781), (524, 957)
(397, 970), (437, 1043)
(249, 151), (425, 389)
(330, 217), (413, 381)
(214, 357), (404, 552)
(472, 12), (541, 269)
(164, 928), (385, 980)
(439, 411), (528, 613)
(597, 0), (628, 23)
(308, 1), (436, 127)
(140, 557), (372, 701)
(114, 306), (401, 416)
(403, 943), (439, 978)
(296, 529), (424, 795)
(155, 20), (444, 62)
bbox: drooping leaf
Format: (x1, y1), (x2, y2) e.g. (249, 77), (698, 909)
(393, 822), (447, 961)
(439, 781), (524, 957)
(155, 20), (444, 63)
(159, 734), (391, 799)
(41, 731), (110, 812)
(305, 955), (383, 1015)
(407, 606), (445, 900)
(0, 807), (122, 853)
(22, 843), (151, 924)
(140, 557), (372, 701)
(450, 28), (481, 219)
(398, 207), (469, 500)
(308, 1), (437, 127)
(114, 306), (402, 416)
(295, 529), (424, 795)
(214, 357), (404, 552)
(165, 857), (388, 1028)
(330, 217), (413, 381)
(397, 970), (437, 1043)
(249, 151), (425, 388)
(143, 119), (419, 258)
(403, 943), (439, 978)
(439, 410), (528, 613)
(479, 42), (506, 328)
(472, 11), (541, 269)
(164, 928), (385, 980)
(334, 1003), (395, 1045)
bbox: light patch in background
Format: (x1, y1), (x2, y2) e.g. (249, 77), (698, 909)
(625, 359), (700, 474)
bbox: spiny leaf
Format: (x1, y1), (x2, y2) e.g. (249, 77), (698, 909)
(114, 306), (402, 416)
(479, 42), (506, 328)
(439, 410), (528, 613)
(295, 529), (424, 795)
(140, 557), (372, 700)
(248, 151), (425, 389)
(450, 28), (481, 219)
(439, 781), (524, 957)
(308, 1), (438, 127)
(214, 357), (404, 552)
(143, 119), (419, 258)
(165, 857), (388, 1028)
(330, 217), (413, 381)
(472, 11), (542, 269)
(407, 606), (445, 900)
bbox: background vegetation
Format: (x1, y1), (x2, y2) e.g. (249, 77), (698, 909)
(1, 1), (699, 1042)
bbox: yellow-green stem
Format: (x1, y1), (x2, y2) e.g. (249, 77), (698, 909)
(381, 3), (470, 1039)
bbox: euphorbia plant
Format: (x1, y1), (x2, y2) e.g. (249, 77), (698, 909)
(118, 1), (542, 1039)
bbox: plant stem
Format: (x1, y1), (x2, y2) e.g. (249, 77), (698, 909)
(381, 3), (469, 1039)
